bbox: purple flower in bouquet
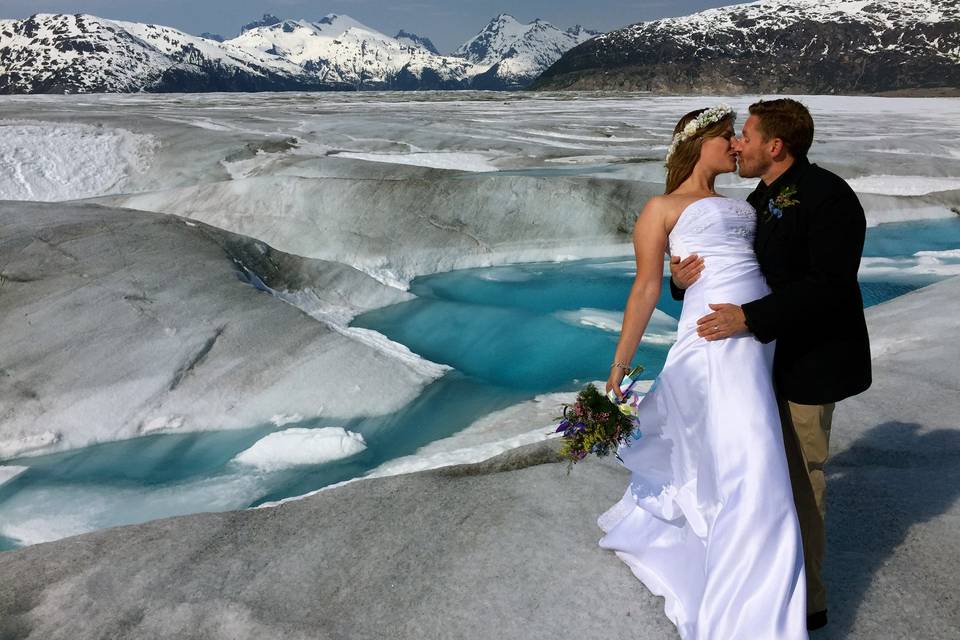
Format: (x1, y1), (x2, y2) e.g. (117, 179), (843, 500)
(551, 379), (644, 473)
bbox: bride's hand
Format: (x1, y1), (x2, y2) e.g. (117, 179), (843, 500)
(606, 367), (626, 401)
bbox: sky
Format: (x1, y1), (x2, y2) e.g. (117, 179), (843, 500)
(0, 0), (736, 52)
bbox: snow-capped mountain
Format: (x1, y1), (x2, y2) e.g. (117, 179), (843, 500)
(0, 13), (474, 93)
(453, 14), (598, 89)
(395, 30), (439, 55)
(226, 15), (474, 89)
(532, 0), (960, 94)
(0, 13), (314, 93)
(0, 12), (599, 93)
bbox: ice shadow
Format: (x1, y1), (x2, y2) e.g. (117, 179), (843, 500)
(817, 421), (960, 638)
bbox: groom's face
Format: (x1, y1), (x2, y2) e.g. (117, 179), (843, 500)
(735, 115), (772, 179)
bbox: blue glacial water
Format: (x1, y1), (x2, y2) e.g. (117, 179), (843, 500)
(1, 217), (958, 552)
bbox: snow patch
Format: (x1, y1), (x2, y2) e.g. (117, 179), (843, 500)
(140, 416), (185, 435)
(270, 413), (305, 427)
(258, 381), (655, 508)
(0, 466), (28, 487)
(555, 307), (678, 345)
(232, 427), (367, 471)
(847, 175), (960, 196)
(859, 249), (960, 279)
(336, 326), (452, 379)
(0, 432), (61, 460)
(334, 151), (500, 172)
(0, 120), (157, 201)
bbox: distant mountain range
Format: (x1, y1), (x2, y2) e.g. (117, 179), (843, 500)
(0, 12), (597, 93)
(5, 2), (956, 95)
(531, 0), (960, 94)
(453, 14), (599, 89)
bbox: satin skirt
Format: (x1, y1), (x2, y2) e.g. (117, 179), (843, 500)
(598, 271), (808, 640)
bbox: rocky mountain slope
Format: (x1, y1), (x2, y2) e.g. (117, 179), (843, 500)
(395, 29), (439, 55)
(531, 0), (960, 94)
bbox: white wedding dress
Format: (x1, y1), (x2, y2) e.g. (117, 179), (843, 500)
(598, 197), (808, 639)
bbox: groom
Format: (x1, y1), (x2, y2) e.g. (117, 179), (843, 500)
(669, 98), (872, 631)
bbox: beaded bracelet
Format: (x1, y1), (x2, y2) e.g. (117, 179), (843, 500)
(611, 361), (631, 372)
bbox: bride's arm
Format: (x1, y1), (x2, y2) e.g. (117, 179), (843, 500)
(606, 198), (668, 398)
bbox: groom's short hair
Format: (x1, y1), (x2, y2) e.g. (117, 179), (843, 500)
(748, 99), (814, 158)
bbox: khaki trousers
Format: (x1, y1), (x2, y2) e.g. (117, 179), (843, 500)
(777, 398), (835, 615)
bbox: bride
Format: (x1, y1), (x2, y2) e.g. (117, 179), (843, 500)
(601, 106), (808, 639)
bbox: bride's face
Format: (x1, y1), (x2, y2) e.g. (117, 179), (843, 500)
(699, 123), (738, 175)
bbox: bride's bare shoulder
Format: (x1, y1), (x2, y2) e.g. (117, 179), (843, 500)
(639, 195), (676, 218)
(634, 195), (689, 241)
(643, 193), (702, 214)
(639, 194), (701, 229)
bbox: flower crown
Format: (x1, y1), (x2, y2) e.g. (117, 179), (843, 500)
(665, 104), (735, 164)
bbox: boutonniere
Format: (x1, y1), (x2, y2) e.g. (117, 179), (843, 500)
(765, 185), (799, 221)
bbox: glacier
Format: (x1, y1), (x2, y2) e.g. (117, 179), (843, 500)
(0, 200), (435, 459)
(0, 274), (956, 639)
(0, 92), (958, 557)
(1, 92), (955, 284)
(1, 91), (958, 461)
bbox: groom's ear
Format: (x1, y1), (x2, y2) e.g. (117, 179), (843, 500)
(768, 137), (789, 161)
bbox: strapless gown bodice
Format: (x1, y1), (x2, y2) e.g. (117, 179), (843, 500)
(667, 197), (772, 335)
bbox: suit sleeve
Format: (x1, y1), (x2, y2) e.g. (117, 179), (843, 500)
(741, 185), (865, 343)
(669, 278), (685, 301)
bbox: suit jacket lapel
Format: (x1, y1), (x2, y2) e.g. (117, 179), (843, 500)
(755, 195), (781, 258)
(753, 157), (810, 258)
(748, 185), (774, 257)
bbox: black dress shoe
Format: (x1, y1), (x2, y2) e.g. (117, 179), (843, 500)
(807, 610), (828, 630)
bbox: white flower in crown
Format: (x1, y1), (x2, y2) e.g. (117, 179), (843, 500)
(665, 104), (735, 165)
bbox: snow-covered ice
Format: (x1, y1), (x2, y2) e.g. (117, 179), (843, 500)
(0, 120), (156, 200)
(554, 307), (678, 345)
(0, 432), (61, 460)
(270, 414), (305, 427)
(0, 96), (954, 272)
(0, 92), (958, 542)
(0, 466), (28, 488)
(859, 249), (960, 280)
(259, 380), (655, 507)
(1, 271), (958, 638)
(232, 427), (367, 472)
(846, 175), (960, 196)
(0, 201), (438, 458)
(333, 151), (501, 172)
(0, 92), (957, 460)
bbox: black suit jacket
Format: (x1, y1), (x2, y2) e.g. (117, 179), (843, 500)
(671, 157), (872, 405)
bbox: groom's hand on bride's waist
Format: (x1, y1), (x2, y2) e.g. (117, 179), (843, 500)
(670, 254), (704, 289)
(697, 304), (748, 341)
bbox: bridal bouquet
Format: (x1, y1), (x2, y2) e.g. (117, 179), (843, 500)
(554, 365), (644, 473)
